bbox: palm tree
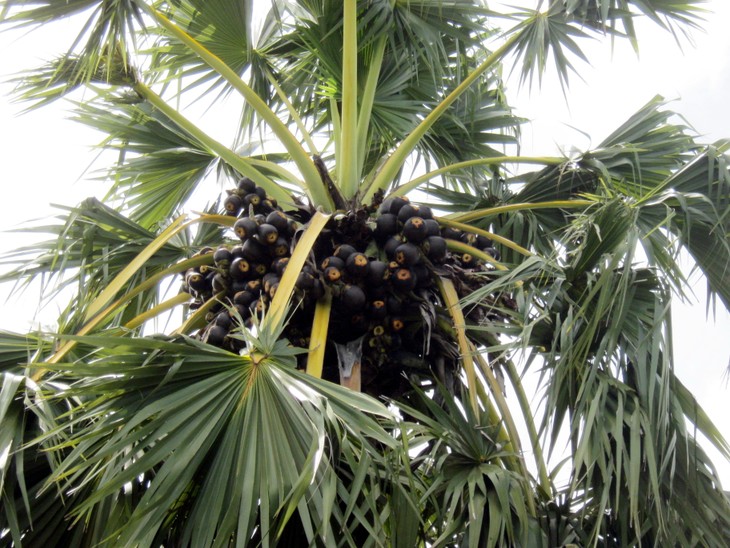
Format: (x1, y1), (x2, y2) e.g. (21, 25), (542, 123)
(1, 0), (729, 545)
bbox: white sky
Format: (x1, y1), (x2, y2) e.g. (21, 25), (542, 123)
(0, 1), (728, 485)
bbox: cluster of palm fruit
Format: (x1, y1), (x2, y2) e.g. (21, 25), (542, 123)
(180, 177), (502, 395)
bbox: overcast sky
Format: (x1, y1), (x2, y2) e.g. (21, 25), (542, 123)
(1, 1), (728, 485)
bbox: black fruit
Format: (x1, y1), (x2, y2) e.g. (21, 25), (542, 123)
(334, 244), (357, 260)
(266, 210), (290, 233)
(321, 256), (345, 271)
(206, 325), (228, 346)
(366, 260), (389, 286)
(233, 290), (256, 306)
(234, 217), (259, 241)
(402, 216), (427, 243)
(424, 218), (440, 237)
(242, 238), (267, 262)
(324, 265), (343, 283)
(391, 268), (416, 292)
(397, 203), (419, 223)
(484, 247), (500, 261)
(374, 213), (399, 242)
(341, 284), (366, 311)
(383, 236), (404, 260)
(237, 177), (256, 193)
(257, 223), (279, 245)
(224, 194), (243, 216)
(269, 237), (289, 258)
(230, 257), (252, 280)
(213, 247), (233, 267)
(345, 252), (370, 277)
(441, 227), (462, 241)
(423, 235), (447, 262)
(394, 242), (420, 266)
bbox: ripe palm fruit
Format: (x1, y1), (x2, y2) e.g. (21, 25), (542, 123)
(424, 218), (440, 237)
(272, 257), (289, 276)
(321, 255), (345, 271)
(441, 226), (462, 241)
(396, 203), (420, 223)
(270, 237), (290, 258)
(231, 244), (245, 259)
(241, 238), (267, 262)
(484, 247), (500, 261)
(394, 242), (420, 266)
(262, 273), (279, 294)
(379, 195), (409, 215)
(234, 217), (259, 241)
(233, 290), (256, 307)
(229, 257), (252, 280)
(213, 246), (233, 268)
(237, 177), (256, 194)
(391, 267), (416, 292)
(373, 213), (399, 242)
(476, 234), (493, 249)
(185, 270), (207, 293)
(324, 265), (343, 283)
(460, 252), (478, 268)
(244, 193), (262, 209)
(214, 311), (233, 330)
(266, 210), (290, 233)
(223, 194), (243, 216)
(205, 325), (228, 347)
(402, 216), (428, 243)
(345, 252), (370, 277)
(232, 303), (252, 322)
(256, 223), (279, 245)
(333, 244), (357, 260)
(383, 235), (404, 260)
(252, 262), (268, 277)
(296, 270), (316, 290)
(341, 284), (366, 311)
(211, 273), (230, 293)
(368, 299), (388, 320)
(422, 235), (447, 262)
(390, 317), (406, 332)
(366, 260), (389, 286)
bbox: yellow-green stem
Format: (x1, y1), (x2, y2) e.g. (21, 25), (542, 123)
(265, 70), (320, 156)
(356, 35), (387, 184)
(339, 0), (359, 200)
(445, 239), (508, 271)
(448, 199), (594, 223)
(436, 216), (534, 257)
(437, 277), (479, 416)
(124, 292), (192, 330)
(391, 156), (564, 198)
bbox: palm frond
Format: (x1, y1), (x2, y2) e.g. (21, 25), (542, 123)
(30, 326), (401, 546)
(2, 0), (144, 107)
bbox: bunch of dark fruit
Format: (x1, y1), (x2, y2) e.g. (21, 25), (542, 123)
(181, 177), (503, 397)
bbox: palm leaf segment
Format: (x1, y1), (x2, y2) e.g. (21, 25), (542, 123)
(2, 0), (730, 545)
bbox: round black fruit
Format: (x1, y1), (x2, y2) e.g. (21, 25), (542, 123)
(394, 242), (420, 266)
(341, 285), (366, 311)
(224, 194), (243, 216)
(423, 235), (447, 262)
(402, 216), (428, 243)
(237, 177), (256, 194)
(346, 252), (370, 277)
(234, 217), (259, 241)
